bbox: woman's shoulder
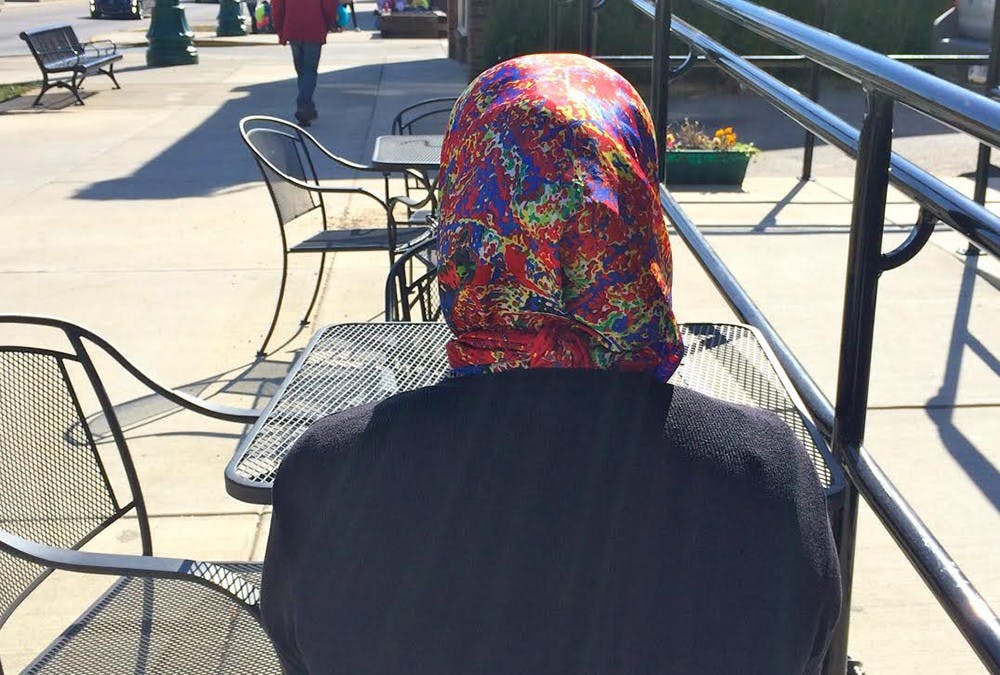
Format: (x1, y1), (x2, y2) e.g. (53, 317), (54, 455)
(664, 386), (822, 498)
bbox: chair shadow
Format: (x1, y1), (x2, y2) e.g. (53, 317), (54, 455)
(85, 355), (296, 443)
(72, 57), (466, 201)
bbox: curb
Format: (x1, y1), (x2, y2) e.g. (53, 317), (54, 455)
(95, 31), (279, 48)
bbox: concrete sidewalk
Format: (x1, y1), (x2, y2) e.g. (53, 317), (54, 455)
(0, 3), (998, 671)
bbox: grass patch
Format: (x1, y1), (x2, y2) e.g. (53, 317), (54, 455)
(0, 82), (41, 103)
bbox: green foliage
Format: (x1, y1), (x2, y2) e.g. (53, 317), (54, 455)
(672, 0), (952, 54)
(477, 0), (652, 72)
(666, 118), (759, 153)
(0, 82), (40, 103)
(825, 0), (953, 53)
(477, 0), (547, 70)
(477, 0), (954, 76)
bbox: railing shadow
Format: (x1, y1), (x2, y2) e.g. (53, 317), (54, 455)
(925, 255), (1000, 512)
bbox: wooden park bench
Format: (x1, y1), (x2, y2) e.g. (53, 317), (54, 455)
(19, 25), (122, 106)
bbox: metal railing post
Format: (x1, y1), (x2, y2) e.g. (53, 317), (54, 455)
(801, 0), (829, 181)
(824, 89), (895, 675)
(968, 0), (1000, 255)
(580, 0), (595, 56)
(549, 0), (559, 51)
(652, 0), (672, 182)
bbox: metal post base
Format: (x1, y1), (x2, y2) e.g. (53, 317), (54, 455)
(216, 0), (248, 37)
(146, 0), (198, 67)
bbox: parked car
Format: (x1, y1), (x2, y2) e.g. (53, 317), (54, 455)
(90, 0), (153, 19)
(933, 0), (996, 84)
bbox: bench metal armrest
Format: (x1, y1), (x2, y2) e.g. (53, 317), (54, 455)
(84, 39), (117, 57)
(36, 47), (82, 66)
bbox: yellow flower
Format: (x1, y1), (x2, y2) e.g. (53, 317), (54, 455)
(668, 119), (753, 152)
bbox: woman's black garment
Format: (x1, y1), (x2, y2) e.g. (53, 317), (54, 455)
(261, 368), (841, 675)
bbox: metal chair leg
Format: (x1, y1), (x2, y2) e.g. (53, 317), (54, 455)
(104, 63), (121, 89)
(300, 251), (328, 327)
(33, 74), (50, 106)
(70, 72), (86, 105)
(257, 248), (290, 358)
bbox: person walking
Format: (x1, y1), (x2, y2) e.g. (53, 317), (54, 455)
(271, 0), (337, 126)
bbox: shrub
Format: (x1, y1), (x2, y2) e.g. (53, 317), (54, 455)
(478, 0), (652, 72)
(477, 0), (954, 75)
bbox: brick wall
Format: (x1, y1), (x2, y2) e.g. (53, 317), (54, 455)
(447, 0), (488, 79)
(447, 0), (462, 61)
(466, 0), (489, 76)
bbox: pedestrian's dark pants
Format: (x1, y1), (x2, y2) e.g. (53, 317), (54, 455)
(246, 0), (258, 32)
(289, 40), (322, 121)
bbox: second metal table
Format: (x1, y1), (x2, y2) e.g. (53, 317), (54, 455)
(225, 322), (843, 506)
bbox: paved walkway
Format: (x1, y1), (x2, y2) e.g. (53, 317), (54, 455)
(0, 3), (997, 672)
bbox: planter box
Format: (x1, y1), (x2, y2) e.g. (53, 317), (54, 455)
(663, 150), (752, 187)
(379, 10), (447, 38)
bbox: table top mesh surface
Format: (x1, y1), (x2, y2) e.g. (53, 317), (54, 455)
(371, 135), (443, 169)
(229, 323), (835, 500)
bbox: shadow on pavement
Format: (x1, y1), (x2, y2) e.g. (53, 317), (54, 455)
(926, 255), (1000, 512)
(74, 56), (464, 201)
(84, 354), (295, 443)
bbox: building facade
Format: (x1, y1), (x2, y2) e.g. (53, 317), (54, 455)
(447, 0), (489, 79)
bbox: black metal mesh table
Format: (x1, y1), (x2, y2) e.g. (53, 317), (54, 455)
(371, 134), (444, 171)
(226, 322), (843, 505)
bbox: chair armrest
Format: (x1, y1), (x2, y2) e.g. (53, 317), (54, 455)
(390, 194), (430, 210)
(87, 333), (263, 423)
(84, 39), (117, 56)
(0, 314), (263, 424)
(0, 530), (262, 608)
(167, 389), (263, 423)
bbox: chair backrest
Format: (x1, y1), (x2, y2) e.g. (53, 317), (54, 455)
(0, 319), (150, 630)
(241, 119), (323, 228)
(385, 237), (441, 321)
(390, 97), (457, 135)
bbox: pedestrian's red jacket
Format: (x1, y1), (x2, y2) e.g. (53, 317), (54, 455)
(272, 0), (337, 44)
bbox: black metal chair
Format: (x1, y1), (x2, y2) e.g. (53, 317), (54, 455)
(389, 97), (457, 136)
(0, 315), (280, 674)
(240, 115), (435, 357)
(384, 236), (440, 322)
(386, 97), (457, 214)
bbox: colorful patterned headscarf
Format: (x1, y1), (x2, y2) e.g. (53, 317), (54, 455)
(437, 53), (683, 382)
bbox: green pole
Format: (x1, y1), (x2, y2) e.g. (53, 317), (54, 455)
(217, 0), (248, 37)
(146, 0), (198, 67)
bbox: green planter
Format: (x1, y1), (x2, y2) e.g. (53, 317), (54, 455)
(663, 150), (753, 187)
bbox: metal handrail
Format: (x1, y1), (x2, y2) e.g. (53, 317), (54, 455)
(627, 0), (1000, 258)
(660, 183), (1000, 674)
(606, 1), (1000, 673)
(689, 0), (1000, 147)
